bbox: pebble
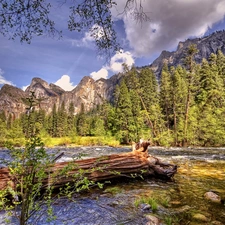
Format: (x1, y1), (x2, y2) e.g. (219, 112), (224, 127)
(204, 191), (221, 203)
(192, 213), (208, 222)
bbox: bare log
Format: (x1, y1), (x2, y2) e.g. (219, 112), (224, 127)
(0, 141), (177, 191)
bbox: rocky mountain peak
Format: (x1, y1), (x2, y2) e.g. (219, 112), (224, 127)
(29, 77), (49, 89)
(1, 30), (225, 118)
(0, 84), (27, 119)
(150, 30), (225, 79)
(49, 83), (65, 95)
(25, 77), (63, 98)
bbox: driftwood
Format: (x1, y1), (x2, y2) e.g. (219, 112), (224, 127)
(0, 141), (177, 192)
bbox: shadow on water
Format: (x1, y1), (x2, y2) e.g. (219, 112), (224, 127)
(1, 146), (225, 224)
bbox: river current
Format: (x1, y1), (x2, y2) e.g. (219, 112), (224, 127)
(0, 146), (225, 225)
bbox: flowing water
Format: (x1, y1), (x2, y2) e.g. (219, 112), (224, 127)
(0, 146), (225, 225)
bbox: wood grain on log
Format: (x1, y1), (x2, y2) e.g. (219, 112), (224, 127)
(0, 141), (177, 192)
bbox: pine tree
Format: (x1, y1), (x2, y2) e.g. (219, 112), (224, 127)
(114, 79), (135, 144)
(0, 114), (7, 142)
(51, 103), (58, 137)
(139, 67), (164, 142)
(182, 44), (198, 146)
(216, 50), (225, 85)
(160, 64), (172, 129)
(171, 66), (187, 145)
(125, 67), (143, 141)
(196, 57), (225, 145)
(76, 104), (90, 136)
(90, 116), (106, 136)
(67, 102), (76, 135)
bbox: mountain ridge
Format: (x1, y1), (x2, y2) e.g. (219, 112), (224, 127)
(1, 30), (225, 118)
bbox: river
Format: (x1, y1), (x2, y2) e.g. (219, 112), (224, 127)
(0, 146), (225, 225)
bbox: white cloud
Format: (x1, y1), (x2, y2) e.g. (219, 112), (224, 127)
(113, 0), (225, 56)
(70, 24), (105, 48)
(90, 68), (108, 80)
(54, 75), (76, 91)
(110, 50), (134, 73)
(0, 68), (14, 86)
(22, 85), (29, 91)
(90, 50), (134, 80)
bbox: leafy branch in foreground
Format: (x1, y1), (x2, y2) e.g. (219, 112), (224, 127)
(0, 93), (101, 225)
(0, 0), (61, 43)
(0, 0), (149, 57)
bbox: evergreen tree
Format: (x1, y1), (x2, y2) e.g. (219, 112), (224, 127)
(182, 44), (199, 145)
(57, 101), (67, 137)
(67, 102), (76, 135)
(125, 67), (143, 141)
(98, 101), (114, 134)
(6, 119), (24, 141)
(160, 64), (172, 129)
(90, 116), (106, 136)
(76, 104), (90, 136)
(0, 115), (7, 142)
(216, 50), (225, 87)
(114, 79), (135, 144)
(196, 57), (225, 145)
(51, 103), (58, 137)
(139, 67), (164, 142)
(171, 66), (187, 145)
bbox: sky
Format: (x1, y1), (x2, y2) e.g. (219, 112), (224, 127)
(0, 0), (225, 91)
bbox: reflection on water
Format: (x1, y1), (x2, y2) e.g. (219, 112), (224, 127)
(0, 146), (225, 224)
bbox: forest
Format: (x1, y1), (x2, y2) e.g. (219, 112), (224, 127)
(1, 46), (225, 147)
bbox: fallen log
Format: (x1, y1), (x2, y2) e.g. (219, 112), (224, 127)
(0, 141), (177, 192)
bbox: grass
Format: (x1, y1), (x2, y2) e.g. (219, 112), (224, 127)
(104, 186), (123, 195)
(134, 196), (158, 212)
(0, 138), (26, 147)
(0, 136), (120, 148)
(158, 196), (170, 208)
(164, 215), (179, 225)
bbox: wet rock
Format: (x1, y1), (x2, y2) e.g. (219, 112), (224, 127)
(140, 203), (151, 211)
(145, 214), (160, 225)
(204, 191), (221, 203)
(192, 213), (208, 222)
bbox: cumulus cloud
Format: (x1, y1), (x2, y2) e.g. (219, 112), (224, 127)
(109, 50), (134, 73)
(113, 0), (225, 56)
(0, 68), (14, 86)
(54, 75), (76, 91)
(90, 50), (134, 80)
(90, 68), (108, 80)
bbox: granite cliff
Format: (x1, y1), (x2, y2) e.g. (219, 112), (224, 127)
(0, 30), (225, 118)
(0, 73), (121, 118)
(150, 30), (225, 79)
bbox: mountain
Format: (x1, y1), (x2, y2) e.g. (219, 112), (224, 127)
(0, 84), (27, 119)
(0, 73), (122, 118)
(1, 30), (225, 118)
(150, 30), (225, 79)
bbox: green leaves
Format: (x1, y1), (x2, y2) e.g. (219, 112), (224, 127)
(0, 0), (61, 43)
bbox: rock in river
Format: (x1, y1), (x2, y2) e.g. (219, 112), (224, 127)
(204, 191), (221, 203)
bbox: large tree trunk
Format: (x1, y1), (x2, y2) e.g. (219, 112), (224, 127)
(0, 141), (177, 192)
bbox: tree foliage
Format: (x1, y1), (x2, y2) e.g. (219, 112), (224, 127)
(1, 48), (225, 146)
(0, 0), (60, 43)
(0, 0), (149, 56)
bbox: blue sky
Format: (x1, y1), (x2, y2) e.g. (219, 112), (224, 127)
(0, 0), (225, 91)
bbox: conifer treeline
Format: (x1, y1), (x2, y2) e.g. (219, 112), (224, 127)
(1, 45), (225, 146)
